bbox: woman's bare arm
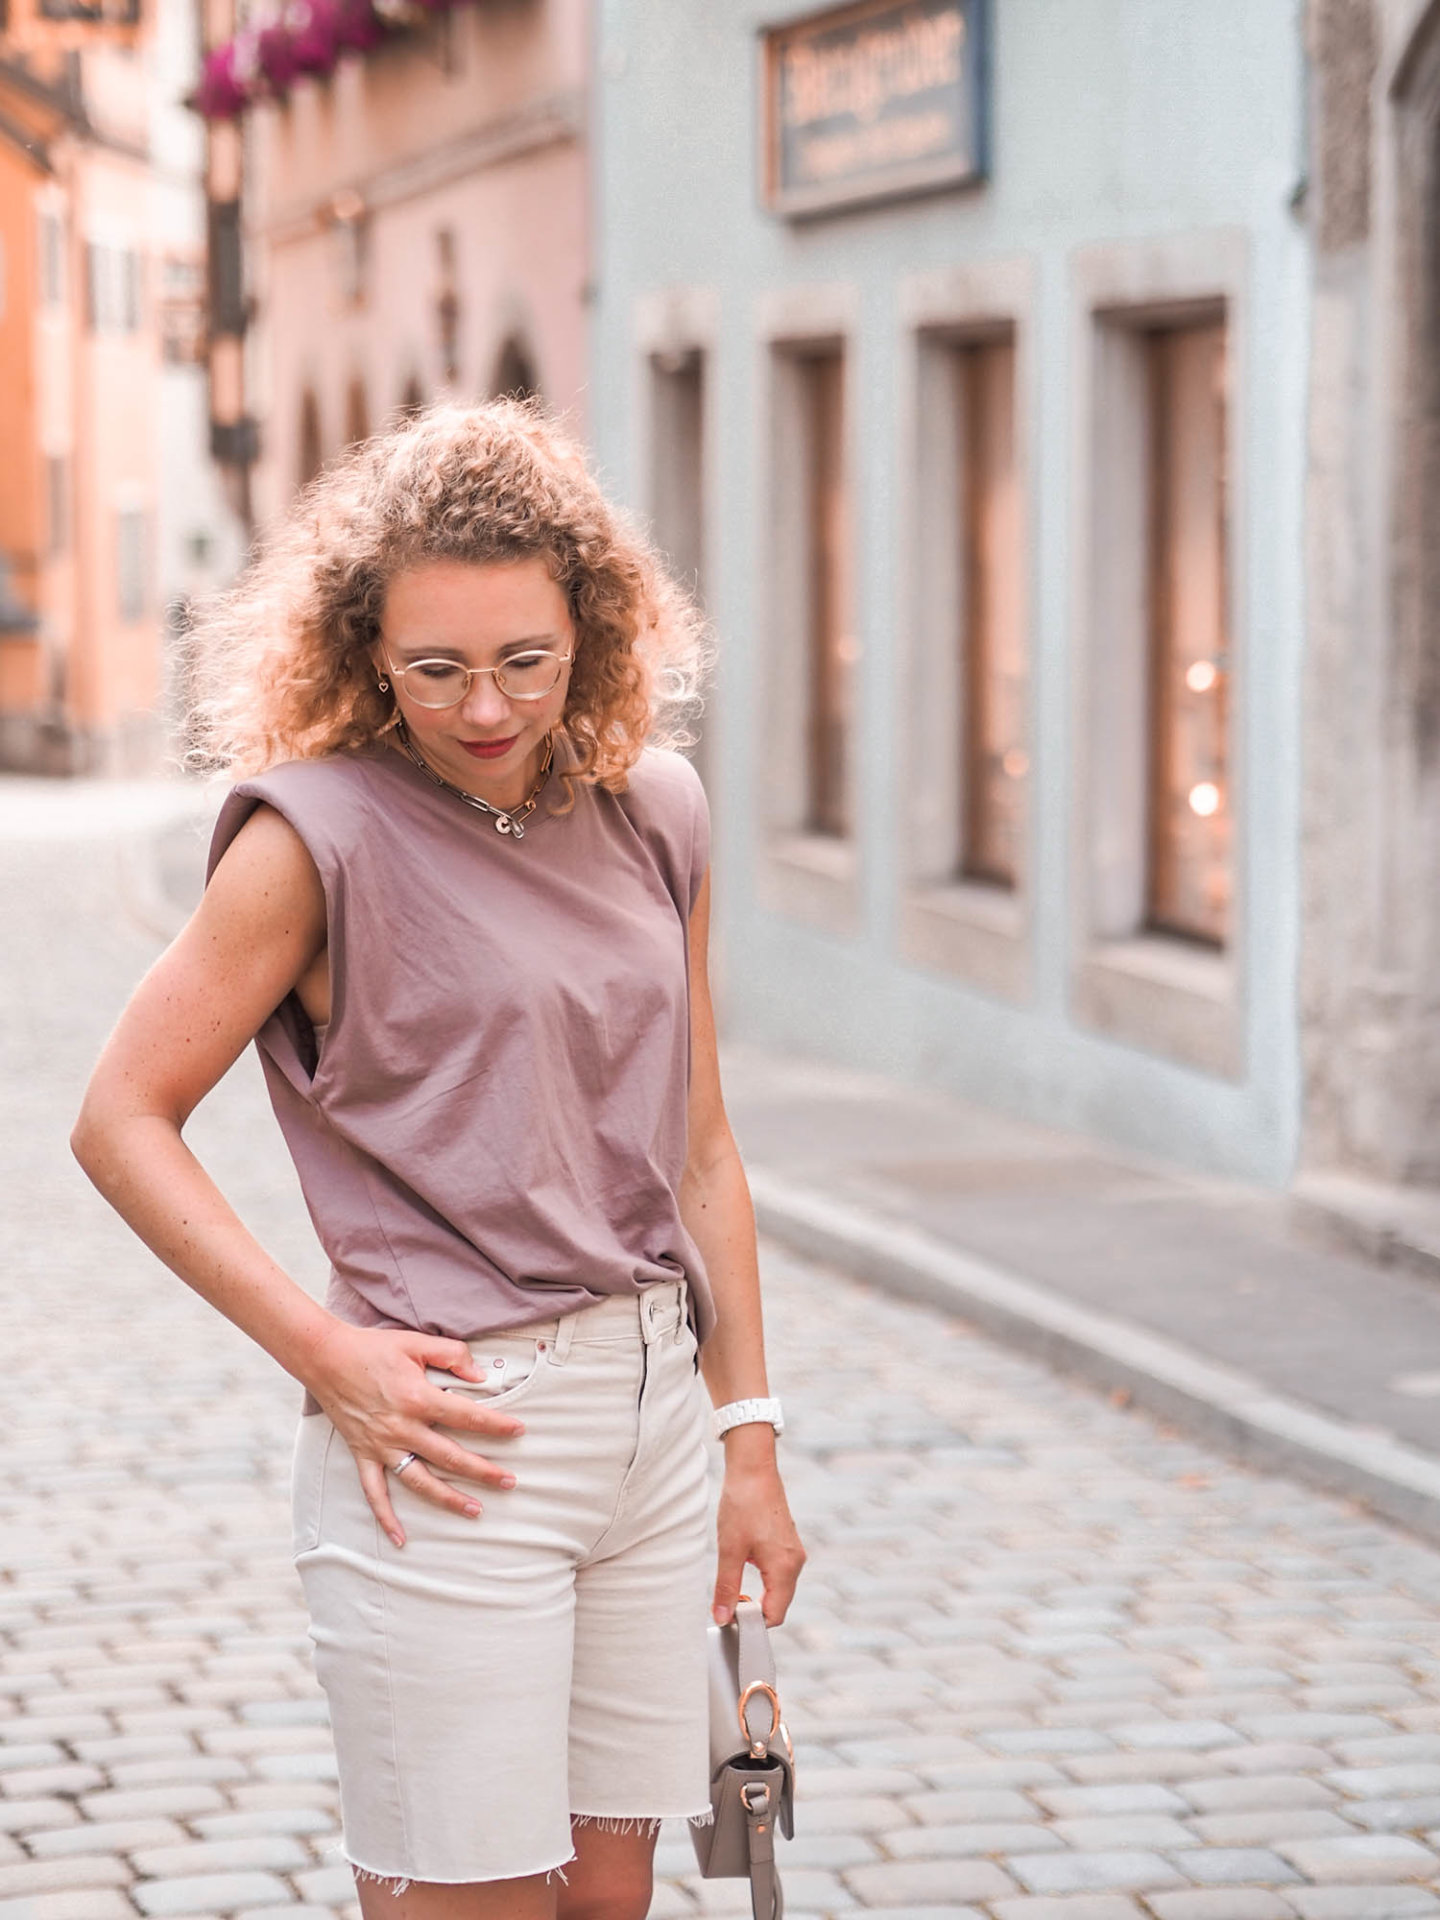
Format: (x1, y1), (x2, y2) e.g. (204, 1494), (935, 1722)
(679, 867), (806, 1626)
(73, 805), (343, 1371)
(71, 804), (519, 1547)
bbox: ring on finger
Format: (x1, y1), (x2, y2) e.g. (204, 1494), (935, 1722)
(392, 1450), (419, 1476)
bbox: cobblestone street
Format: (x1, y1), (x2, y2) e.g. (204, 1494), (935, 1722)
(9, 806), (1440, 1920)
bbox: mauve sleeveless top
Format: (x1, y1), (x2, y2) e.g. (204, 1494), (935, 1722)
(205, 735), (716, 1347)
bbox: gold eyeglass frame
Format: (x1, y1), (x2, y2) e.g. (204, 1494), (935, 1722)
(380, 648), (573, 709)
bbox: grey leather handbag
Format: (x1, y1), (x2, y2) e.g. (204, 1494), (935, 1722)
(689, 1596), (795, 1920)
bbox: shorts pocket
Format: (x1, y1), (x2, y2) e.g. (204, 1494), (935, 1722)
(291, 1413), (336, 1558)
(424, 1333), (554, 1422)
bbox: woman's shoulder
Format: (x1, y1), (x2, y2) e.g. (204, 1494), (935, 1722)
(208, 751), (387, 882)
(613, 745), (710, 910)
(230, 749), (388, 806)
(621, 744), (707, 818)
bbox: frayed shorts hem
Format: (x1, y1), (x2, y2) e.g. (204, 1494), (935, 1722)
(571, 1805), (715, 1833)
(344, 1808), (713, 1889)
(348, 1853), (575, 1892)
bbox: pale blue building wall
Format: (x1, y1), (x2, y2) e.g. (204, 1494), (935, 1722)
(589, 0), (1312, 1184)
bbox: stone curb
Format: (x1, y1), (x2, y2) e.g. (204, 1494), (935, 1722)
(749, 1166), (1440, 1546)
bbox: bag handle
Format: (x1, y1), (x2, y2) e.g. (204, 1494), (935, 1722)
(734, 1596), (780, 1757)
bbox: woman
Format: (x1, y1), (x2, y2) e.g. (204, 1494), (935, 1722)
(72, 401), (806, 1920)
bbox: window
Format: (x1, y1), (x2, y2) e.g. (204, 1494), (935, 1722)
(758, 289), (861, 936)
(899, 260), (1035, 1000)
(796, 347), (852, 838)
(435, 229), (459, 383)
(86, 242), (142, 333)
(333, 202), (369, 310)
(1145, 319), (1230, 947)
(345, 377), (369, 446)
(491, 334), (538, 403)
(121, 248), (141, 330)
(40, 0), (140, 20)
(956, 332), (1025, 888)
(84, 243), (102, 328)
(298, 390), (323, 489)
(37, 212), (63, 308)
(159, 253), (206, 365)
(650, 348), (705, 593)
(116, 507), (146, 623)
(649, 346), (709, 777)
(208, 201), (244, 336)
(1073, 232), (1245, 1079)
(47, 458), (67, 558)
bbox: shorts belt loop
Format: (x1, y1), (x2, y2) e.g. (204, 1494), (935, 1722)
(639, 1280), (686, 1346)
(551, 1307), (578, 1366)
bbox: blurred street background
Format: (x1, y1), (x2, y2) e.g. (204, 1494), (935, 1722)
(8, 0), (1440, 1915)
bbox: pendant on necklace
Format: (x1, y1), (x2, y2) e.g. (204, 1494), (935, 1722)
(495, 815), (518, 837)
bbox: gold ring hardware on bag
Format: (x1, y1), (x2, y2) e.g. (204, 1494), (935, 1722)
(737, 1680), (782, 1758)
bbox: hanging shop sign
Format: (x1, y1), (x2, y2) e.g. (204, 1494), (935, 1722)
(3, 0), (142, 49)
(761, 0), (988, 218)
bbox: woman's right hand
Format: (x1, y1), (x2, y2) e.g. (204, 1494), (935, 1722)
(304, 1322), (524, 1547)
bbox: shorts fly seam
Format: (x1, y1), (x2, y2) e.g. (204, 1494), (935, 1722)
(579, 1339), (649, 1564)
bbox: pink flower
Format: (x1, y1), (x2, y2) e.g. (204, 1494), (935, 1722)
(257, 19), (301, 97)
(335, 0), (386, 52)
(190, 41), (250, 118)
(287, 0), (341, 77)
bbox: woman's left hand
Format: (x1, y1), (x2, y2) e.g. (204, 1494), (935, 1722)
(712, 1435), (806, 1628)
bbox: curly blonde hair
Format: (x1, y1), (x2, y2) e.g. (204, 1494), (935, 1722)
(187, 399), (709, 810)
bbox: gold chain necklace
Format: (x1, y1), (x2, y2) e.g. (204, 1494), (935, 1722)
(395, 719), (555, 840)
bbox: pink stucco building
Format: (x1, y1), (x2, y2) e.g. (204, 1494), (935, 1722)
(201, 0), (590, 533)
(0, 30), (164, 771)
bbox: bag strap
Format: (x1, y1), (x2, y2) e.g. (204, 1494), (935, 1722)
(741, 1774), (784, 1920)
(734, 1597), (778, 1754)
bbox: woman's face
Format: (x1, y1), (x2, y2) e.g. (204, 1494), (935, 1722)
(375, 557), (576, 806)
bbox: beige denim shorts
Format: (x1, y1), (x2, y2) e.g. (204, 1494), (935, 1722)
(291, 1280), (712, 1886)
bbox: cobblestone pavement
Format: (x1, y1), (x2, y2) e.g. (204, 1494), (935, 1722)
(8, 815), (1440, 1920)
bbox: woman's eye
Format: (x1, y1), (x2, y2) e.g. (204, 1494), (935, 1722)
(416, 663), (461, 681)
(506, 654), (545, 671)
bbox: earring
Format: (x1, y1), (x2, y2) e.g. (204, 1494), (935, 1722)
(377, 676), (390, 693)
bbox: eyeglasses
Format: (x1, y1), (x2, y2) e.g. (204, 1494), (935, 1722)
(381, 648), (573, 709)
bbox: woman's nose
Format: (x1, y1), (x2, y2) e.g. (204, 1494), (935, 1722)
(460, 671), (512, 727)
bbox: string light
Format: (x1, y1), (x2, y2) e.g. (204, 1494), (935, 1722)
(1188, 782), (1221, 818)
(1185, 660), (1219, 694)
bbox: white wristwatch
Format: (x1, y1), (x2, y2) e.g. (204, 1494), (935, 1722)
(713, 1396), (785, 1439)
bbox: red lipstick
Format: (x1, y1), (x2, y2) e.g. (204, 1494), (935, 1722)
(458, 735), (519, 761)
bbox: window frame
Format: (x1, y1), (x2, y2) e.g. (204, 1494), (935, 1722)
(755, 282), (862, 937)
(115, 502), (147, 625)
(637, 300), (713, 788)
(898, 257), (1036, 1001)
(1070, 232), (1249, 1079)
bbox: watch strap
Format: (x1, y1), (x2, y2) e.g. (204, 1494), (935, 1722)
(714, 1396), (785, 1439)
